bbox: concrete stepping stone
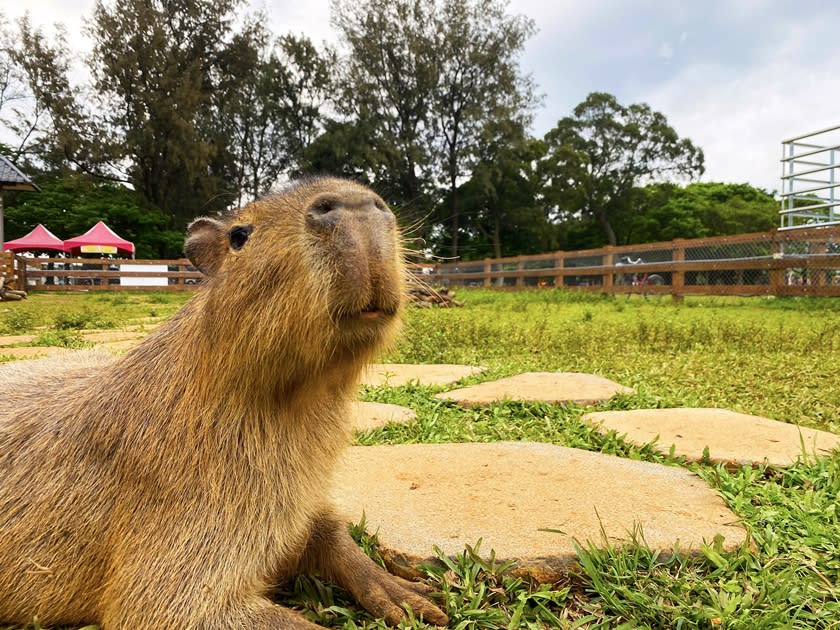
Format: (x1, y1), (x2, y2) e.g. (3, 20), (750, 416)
(349, 401), (417, 432)
(362, 363), (485, 387)
(0, 346), (69, 359)
(435, 372), (634, 407)
(0, 333), (38, 345)
(332, 442), (746, 583)
(584, 408), (840, 467)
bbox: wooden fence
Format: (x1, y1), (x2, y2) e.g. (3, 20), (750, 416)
(3, 226), (840, 297)
(426, 226), (840, 298)
(2, 255), (201, 292)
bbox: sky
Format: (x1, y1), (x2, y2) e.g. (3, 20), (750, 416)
(6, 0), (840, 195)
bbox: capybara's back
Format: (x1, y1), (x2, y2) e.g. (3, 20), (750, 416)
(0, 178), (448, 629)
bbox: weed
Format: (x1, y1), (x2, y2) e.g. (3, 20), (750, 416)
(31, 329), (91, 349)
(1, 308), (35, 333)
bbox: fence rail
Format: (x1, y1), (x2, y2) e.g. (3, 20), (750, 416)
(1, 255), (201, 292)
(3, 226), (840, 298)
(426, 226), (840, 298)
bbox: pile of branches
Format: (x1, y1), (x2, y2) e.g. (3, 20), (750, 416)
(408, 284), (464, 308)
(0, 278), (26, 301)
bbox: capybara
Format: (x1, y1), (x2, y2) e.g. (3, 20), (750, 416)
(0, 177), (448, 628)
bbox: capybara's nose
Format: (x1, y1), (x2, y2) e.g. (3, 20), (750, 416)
(305, 193), (394, 231)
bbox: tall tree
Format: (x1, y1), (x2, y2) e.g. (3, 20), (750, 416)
(542, 92), (704, 246)
(432, 0), (537, 258)
(0, 16), (82, 172)
(88, 0), (243, 225)
(215, 28), (335, 206)
(447, 119), (551, 260)
(330, 0), (439, 220)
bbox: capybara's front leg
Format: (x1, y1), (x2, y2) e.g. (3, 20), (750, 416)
(299, 511), (449, 627)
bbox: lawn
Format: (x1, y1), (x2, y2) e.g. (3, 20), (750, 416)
(1, 289), (839, 629)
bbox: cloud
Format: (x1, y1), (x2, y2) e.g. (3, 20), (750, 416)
(644, 30), (840, 194)
(658, 42), (674, 61)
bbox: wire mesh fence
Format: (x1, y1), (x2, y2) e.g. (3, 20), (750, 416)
(426, 226), (840, 297)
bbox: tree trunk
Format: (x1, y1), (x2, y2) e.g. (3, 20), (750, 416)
(596, 208), (617, 246)
(449, 170), (459, 259)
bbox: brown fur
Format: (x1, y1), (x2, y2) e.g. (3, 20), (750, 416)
(0, 178), (448, 629)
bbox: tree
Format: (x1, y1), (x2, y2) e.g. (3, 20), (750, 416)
(446, 119), (553, 260)
(214, 25), (335, 205)
(432, 0), (537, 258)
(88, 0), (243, 225)
(542, 92), (704, 246)
(330, 0), (439, 222)
(625, 182), (777, 243)
(0, 15), (82, 173)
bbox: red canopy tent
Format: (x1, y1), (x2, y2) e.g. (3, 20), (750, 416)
(3, 223), (66, 253)
(64, 221), (135, 257)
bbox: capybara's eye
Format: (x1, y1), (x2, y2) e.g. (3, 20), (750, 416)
(228, 225), (253, 251)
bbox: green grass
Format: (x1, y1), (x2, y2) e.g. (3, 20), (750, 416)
(1, 289), (839, 629)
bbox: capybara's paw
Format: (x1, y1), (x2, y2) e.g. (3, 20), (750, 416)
(356, 571), (449, 627)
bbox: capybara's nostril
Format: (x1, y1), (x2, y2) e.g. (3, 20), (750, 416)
(306, 194), (393, 231)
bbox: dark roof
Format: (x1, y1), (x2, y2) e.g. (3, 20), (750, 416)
(0, 155), (40, 192)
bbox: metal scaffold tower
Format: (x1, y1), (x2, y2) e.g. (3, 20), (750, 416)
(780, 124), (840, 229)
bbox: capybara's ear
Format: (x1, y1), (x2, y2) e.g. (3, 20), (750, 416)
(185, 217), (226, 276)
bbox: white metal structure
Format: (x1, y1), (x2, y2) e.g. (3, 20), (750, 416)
(780, 124), (840, 229)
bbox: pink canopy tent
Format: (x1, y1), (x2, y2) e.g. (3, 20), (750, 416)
(3, 223), (66, 253)
(64, 221), (135, 257)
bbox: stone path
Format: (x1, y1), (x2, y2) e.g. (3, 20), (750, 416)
(0, 346), (68, 359)
(349, 401), (416, 432)
(584, 408), (840, 467)
(332, 442), (748, 583)
(435, 371), (634, 406)
(362, 363), (485, 387)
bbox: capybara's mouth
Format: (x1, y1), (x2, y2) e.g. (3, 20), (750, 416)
(351, 305), (397, 320)
(339, 300), (399, 321)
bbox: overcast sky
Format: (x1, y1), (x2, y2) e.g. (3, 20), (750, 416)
(7, 0), (840, 195)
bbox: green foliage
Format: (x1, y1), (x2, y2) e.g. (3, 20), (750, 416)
(542, 92), (705, 246)
(31, 329), (90, 349)
(445, 123), (555, 260)
(329, 0), (538, 253)
(621, 182), (779, 244)
(0, 307), (35, 333)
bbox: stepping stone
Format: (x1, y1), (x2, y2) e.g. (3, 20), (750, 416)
(0, 346), (69, 359)
(332, 442), (746, 583)
(349, 401), (417, 432)
(0, 333), (38, 345)
(435, 372), (634, 407)
(362, 364), (485, 387)
(584, 408), (840, 467)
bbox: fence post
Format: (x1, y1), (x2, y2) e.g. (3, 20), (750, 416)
(770, 232), (785, 296)
(672, 238), (685, 300)
(515, 258), (525, 288)
(554, 251), (565, 288)
(483, 258), (492, 288)
(602, 246), (614, 292)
